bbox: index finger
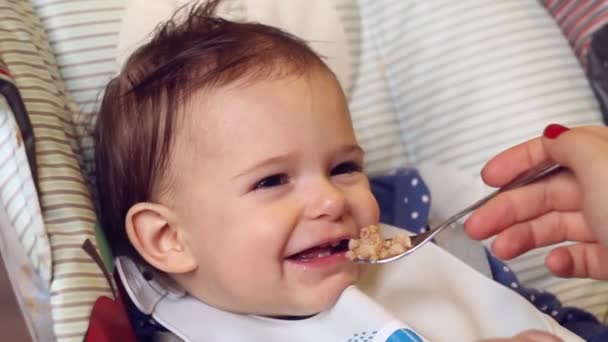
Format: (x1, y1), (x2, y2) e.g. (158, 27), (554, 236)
(481, 126), (608, 187)
(481, 137), (546, 187)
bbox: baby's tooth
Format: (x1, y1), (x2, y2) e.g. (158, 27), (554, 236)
(318, 250), (331, 258)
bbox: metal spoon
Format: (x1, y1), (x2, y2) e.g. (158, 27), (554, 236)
(355, 162), (563, 264)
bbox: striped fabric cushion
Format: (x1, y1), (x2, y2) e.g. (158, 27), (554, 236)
(30, 0), (125, 189)
(543, 0), (608, 66)
(0, 1), (112, 341)
(362, 0), (602, 175)
(334, 0), (410, 174)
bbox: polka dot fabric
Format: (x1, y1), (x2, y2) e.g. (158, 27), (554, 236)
(485, 250), (605, 341)
(370, 169), (430, 234)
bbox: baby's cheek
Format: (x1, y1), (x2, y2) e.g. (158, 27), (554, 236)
(246, 208), (299, 250)
(352, 187), (381, 225)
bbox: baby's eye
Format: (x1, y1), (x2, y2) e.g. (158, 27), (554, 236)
(253, 174), (289, 190)
(331, 161), (362, 176)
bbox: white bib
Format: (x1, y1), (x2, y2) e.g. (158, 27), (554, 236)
(117, 225), (582, 341)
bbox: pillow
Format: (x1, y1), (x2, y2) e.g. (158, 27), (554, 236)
(1, 2), (113, 340)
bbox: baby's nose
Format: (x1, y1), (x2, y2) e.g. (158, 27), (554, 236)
(305, 180), (347, 221)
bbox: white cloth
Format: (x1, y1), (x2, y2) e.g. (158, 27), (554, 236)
(117, 225), (582, 342)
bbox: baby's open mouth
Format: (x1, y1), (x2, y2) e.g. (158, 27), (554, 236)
(287, 240), (350, 261)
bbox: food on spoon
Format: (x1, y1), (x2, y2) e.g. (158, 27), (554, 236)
(346, 225), (412, 261)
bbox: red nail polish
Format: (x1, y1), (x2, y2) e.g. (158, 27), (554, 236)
(543, 124), (570, 139)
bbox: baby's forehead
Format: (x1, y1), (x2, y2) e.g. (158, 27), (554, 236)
(173, 67), (345, 152)
(174, 77), (281, 149)
(181, 66), (336, 123)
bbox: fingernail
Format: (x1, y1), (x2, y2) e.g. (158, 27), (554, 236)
(543, 124), (570, 139)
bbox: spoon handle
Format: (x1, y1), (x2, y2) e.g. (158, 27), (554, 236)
(413, 163), (563, 250)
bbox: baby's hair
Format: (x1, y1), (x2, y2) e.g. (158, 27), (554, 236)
(94, 0), (328, 262)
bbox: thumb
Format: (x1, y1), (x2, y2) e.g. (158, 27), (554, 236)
(542, 125), (608, 175)
(542, 125), (608, 245)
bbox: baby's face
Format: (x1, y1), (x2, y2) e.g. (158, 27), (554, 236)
(169, 68), (379, 316)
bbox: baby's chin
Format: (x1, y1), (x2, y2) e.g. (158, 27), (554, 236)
(209, 265), (361, 317)
(279, 267), (361, 316)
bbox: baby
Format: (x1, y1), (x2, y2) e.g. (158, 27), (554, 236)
(96, 0), (379, 318)
(94, 1), (584, 341)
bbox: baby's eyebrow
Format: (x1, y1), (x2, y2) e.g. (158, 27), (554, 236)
(232, 155), (292, 179)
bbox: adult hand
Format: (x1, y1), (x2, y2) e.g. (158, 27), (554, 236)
(465, 124), (608, 279)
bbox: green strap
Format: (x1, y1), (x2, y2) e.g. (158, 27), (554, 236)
(95, 223), (114, 272)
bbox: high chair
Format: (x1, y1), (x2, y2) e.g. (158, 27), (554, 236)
(1, 0), (607, 340)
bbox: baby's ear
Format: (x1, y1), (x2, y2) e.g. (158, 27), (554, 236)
(125, 202), (197, 273)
